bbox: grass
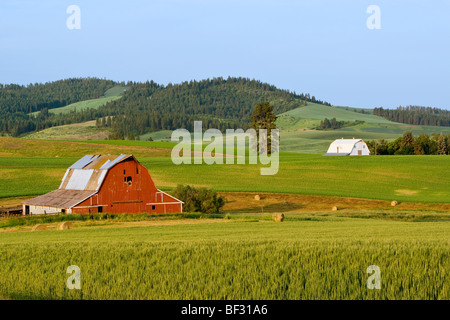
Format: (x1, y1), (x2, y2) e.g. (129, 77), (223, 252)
(23, 120), (110, 140)
(0, 217), (448, 299)
(277, 103), (395, 127)
(1, 148), (449, 202)
(29, 96), (122, 116)
(0, 137), (171, 158)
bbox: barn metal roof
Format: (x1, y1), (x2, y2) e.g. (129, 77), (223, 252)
(22, 189), (97, 208)
(23, 154), (135, 208)
(324, 139), (363, 155)
(59, 154), (133, 191)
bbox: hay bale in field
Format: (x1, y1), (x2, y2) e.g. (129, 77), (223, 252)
(332, 206), (339, 211)
(391, 201), (398, 207)
(58, 221), (74, 230)
(254, 195), (260, 201)
(31, 224), (47, 231)
(272, 213), (284, 222)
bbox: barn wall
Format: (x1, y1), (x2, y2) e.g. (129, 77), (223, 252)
(350, 142), (370, 156)
(25, 205), (61, 215)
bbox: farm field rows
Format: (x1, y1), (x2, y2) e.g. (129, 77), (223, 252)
(0, 217), (448, 299)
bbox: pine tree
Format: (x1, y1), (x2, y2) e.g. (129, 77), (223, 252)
(250, 102), (278, 155)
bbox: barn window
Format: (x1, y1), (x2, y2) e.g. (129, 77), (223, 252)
(124, 176), (132, 186)
(152, 205), (156, 210)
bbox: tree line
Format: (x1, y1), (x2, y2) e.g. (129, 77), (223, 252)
(366, 132), (450, 155)
(373, 106), (450, 127)
(316, 118), (365, 130)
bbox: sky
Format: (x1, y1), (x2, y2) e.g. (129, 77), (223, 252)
(0, 0), (449, 110)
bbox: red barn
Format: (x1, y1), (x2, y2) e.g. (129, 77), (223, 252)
(22, 154), (183, 215)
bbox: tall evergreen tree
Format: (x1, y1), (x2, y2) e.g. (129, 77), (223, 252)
(250, 102), (278, 155)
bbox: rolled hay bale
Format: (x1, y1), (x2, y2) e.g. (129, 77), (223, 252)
(272, 213), (284, 222)
(254, 195), (261, 201)
(332, 206), (339, 211)
(58, 221), (74, 230)
(391, 201), (398, 207)
(31, 224), (47, 231)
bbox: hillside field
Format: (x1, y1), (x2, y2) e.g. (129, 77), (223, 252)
(277, 103), (450, 153)
(0, 138), (449, 203)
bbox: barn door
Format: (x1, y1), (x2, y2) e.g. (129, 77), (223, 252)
(336, 147), (339, 153)
(358, 150), (362, 156)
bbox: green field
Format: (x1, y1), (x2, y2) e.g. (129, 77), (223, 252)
(0, 137), (448, 300)
(28, 85), (127, 117)
(29, 96), (122, 116)
(276, 103), (395, 129)
(23, 121), (110, 140)
(1, 142), (449, 203)
(0, 217), (448, 299)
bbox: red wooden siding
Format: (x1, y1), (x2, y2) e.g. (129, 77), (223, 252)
(71, 158), (182, 214)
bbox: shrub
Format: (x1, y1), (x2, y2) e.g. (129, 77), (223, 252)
(171, 184), (226, 213)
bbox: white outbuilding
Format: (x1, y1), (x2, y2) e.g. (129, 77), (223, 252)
(323, 138), (370, 156)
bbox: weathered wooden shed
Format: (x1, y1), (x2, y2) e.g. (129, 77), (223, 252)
(22, 154), (183, 215)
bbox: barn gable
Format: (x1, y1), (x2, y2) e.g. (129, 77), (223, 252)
(22, 154), (183, 215)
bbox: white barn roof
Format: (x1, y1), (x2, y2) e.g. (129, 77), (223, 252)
(323, 139), (370, 156)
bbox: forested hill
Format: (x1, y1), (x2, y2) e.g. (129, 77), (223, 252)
(98, 77), (330, 138)
(0, 77), (329, 137)
(0, 78), (117, 114)
(373, 106), (450, 127)
(0, 78), (118, 135)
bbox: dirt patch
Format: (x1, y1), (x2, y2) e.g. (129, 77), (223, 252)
(220, 192), (450, 213)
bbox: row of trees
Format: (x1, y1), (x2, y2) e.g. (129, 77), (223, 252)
(366, 132), (450, 155)
(316, 118), (365, 130)
(373, 106), (450, 127)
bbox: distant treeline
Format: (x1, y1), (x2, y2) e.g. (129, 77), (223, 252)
(316, 118), (365, 130)
(373, 106), (450, 127)
(0, 77), (331, 138)
(367, 132), (450, 155)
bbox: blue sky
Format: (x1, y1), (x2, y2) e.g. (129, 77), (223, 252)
(0, 0), (449, 109)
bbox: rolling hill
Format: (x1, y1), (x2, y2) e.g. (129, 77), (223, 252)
(276, 102), (450, 153)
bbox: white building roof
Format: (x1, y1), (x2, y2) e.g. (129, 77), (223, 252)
(324, 139), (366, 156)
